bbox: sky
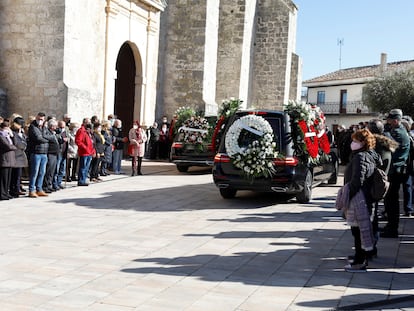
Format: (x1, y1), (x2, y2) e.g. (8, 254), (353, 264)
(294, 0), (414, 81)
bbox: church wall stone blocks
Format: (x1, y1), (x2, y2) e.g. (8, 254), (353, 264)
(0, 0), (165, 128)
(0, 0), (299, 127)
(157, 0), (300, 119)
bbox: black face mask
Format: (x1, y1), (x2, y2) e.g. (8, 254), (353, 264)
(66, 120), (71, 126)
(55, 128), (62, 134)
(85, 123), (93, 129)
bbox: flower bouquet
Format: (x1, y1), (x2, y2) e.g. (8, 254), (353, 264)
(283, 100), (331, 165)
(173, 106), (212, 153)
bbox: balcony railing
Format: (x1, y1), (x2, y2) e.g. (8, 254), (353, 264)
(317, 101), (372, 114)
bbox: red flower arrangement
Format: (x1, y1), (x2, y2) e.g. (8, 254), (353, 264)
(298, 120), (319, 158)
(318, 131), (331, 155)
(284, 100), (332, 164)
(211, 115), (225, 152)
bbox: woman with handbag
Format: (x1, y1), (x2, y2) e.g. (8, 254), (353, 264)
(128, 121), (147, 176)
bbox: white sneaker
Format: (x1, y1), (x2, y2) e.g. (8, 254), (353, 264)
(344, 262), (367, 273)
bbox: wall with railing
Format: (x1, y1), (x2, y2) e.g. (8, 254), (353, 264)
(316, 101), (372, 114)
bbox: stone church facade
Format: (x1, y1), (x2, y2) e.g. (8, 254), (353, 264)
(158, 0), (301, 118)
(0, 0), (300, 128)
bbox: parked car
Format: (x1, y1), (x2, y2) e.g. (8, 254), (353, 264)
(212, 110), (338, 203)
(170, 116), (217, 172)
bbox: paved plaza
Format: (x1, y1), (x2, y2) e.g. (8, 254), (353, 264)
(0, 160), (413, 310)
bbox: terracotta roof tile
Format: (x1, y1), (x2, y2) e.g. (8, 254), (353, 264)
(303, 60), (414, 84)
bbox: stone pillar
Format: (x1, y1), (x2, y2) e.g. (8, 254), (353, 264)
(251, 0), (296, 109)
(215, 0), (246, 104)
(0, 88), (7, 117)
(157, 0), (207, 119)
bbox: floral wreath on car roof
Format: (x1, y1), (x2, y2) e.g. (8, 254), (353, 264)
(174, 106), (212, 153)
(225, 114), (278, 181)
(283, 100), (330, 165)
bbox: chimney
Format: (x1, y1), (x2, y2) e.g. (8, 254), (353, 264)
(380, 53), (387, 73)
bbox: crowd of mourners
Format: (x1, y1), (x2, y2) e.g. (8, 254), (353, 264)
(1, 107), (414, 274)
(0, 112), (172, 200)
(335, 108), (414, 272)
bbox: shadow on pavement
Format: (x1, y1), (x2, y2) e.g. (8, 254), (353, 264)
(52, 184), (303, 212)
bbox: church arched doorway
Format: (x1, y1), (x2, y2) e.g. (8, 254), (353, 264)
(114, 42), (139, 137)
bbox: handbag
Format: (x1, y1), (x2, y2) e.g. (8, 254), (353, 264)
(128, 143), (136, 156)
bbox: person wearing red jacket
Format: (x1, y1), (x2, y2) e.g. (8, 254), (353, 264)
(75, 118), (95, 186)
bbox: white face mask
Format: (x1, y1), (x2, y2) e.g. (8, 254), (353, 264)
(133, 125), (138, 129)
(350, 141), (364, 151)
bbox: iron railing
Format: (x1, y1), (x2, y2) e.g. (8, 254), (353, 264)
(317, 101), (372, 114)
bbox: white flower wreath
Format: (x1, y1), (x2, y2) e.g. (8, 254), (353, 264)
(225, 114), (277, 179)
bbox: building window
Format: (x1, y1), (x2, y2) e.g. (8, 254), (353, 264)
(317, 91), (325, 105)
(340, 89), (347, 113)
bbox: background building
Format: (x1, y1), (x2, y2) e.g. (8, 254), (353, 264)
(303, 53), (414, 131)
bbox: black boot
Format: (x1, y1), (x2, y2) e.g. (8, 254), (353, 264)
(137, 157), (143, 175)
(131, 157), (137, 176)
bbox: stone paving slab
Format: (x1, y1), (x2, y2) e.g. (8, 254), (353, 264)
(0, 160), (413, 310)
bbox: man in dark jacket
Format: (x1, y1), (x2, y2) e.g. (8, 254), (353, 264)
(27, 112), (49, 198)
(53, 120), (68, 190)
(381, 109), (411, 238)
(43, 118), (60, 193)
(111, 119), (128, 174)
(148, 121), (160, 159)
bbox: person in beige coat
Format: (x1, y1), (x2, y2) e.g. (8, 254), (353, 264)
(128, 121), (147, 176)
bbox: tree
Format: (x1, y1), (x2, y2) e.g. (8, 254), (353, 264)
(363, 70), (414, 117)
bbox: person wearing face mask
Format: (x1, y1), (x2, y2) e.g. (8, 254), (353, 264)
(52, 120), (68, 190)
(63, 114), (71, 127)
(9, 117), (28, 197)
(75, 118), (95, 186)
(158, 122), (170, 160)
(111, 119), (128, 174)
(100, 121), (113, 177)
(128, 121), (147, 176)
(90, 123), (105, 182)
(42, 118), (61, 193)
(381, 109), (410, 238)
(342, 128), (381, 272)
(66, 122), (79, 182)
(27, 112), (49, 198)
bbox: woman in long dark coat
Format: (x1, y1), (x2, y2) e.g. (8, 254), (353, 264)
(343, 129), (380, 272)
(100, 121), (113, 176)
(0, 120), (17, 200)
(10, 117), (28, 197)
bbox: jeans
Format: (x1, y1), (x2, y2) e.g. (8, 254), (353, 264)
(403, 175), (413, 213)
(112, 149), (123, 174)
(53, 153), (66, 188)
(78, 155), (92, 184)
(29, 153), (48, 193)
(44, 153), (57, 190)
